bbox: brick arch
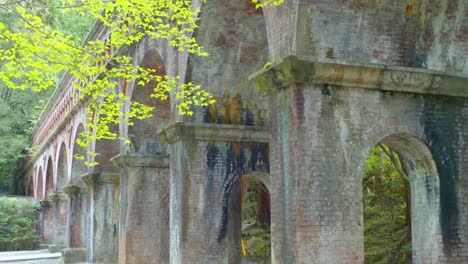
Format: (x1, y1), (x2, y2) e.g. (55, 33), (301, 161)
(126, 46), (170, 155)
(70, 123), (87, 185)
(225, 170), (272, 263)
(56, 141), (69, 191)
(45, 156), (54, 195)
(358, 133), (442, 263)
(36, 167), (44, 201)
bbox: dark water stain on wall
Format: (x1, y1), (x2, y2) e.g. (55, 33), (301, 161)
(421, 95), (465, 253)
(205, 142), (269, 242)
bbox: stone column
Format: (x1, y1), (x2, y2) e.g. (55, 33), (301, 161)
(112, 154), (170, 264)
(62, 184), (86, 264)
(38, 199), (52, 247)
(82, 172), (120, 264)
(251, 57), (468, 263)
(48, 192), (67, 253)
(161, 122), (269, 264)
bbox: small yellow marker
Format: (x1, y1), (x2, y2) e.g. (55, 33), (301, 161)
(241, 239), (247, 256)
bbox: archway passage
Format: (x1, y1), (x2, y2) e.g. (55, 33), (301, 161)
(54, 143), (68, 245)
(68, 124), (87, 248)
(45, 157), (54, 196)
(36, 170), (43, 201)
(241, 175), (271, 263)
(43, 157), (55, 244)
(363, 134), (441, 263)
(363, 144), (412, 263)
(228, 173), (271, 263)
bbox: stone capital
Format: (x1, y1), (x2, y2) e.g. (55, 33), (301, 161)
(250, 55), (467, 98)
(63, 185), (83, 198)
(158, 122), (269, 144)
(81, 172), (119, 185)
(48, 192), (66, 202)
(39, 199), (51, 208)
(112, 154), (169, 168)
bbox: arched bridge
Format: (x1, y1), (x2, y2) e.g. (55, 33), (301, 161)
(25, 1), (467, 263)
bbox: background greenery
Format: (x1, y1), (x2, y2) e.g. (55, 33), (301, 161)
(0, 197), (39, 251)
(0, 0), (93, 195)
(363, 146), (412, 264)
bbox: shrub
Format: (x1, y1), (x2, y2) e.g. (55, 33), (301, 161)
(0, 197), (40, 251)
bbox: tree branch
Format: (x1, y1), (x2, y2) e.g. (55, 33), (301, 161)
(378, 143), (410, 182)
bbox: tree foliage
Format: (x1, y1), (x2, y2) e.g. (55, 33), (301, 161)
(0, 0), (221, 161)
(0, 0), (283, 164)
(0, 197), (40, 251)
(363, 145), (412, 264)
(0, 0), (90, 194)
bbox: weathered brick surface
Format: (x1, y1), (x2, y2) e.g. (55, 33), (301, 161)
(268, 83), (467, 263)
(53, 199), (67, 245)
(267, 0), (466, 75)
(26, 1), (467, 263)
(169, 140), (269, 263)
(117, 164), (170, 264)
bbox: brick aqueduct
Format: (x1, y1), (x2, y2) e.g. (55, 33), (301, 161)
(24, 1), (467, 263)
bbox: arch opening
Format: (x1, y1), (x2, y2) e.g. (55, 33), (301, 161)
(69, 124), (87, 248)
(36, 169), (44, 201)
(228, 173), (271, 263)
(45, 157), (54, 196)
(127, 48), (169, 156)
(57, 142), (68, 192)
(54, 142), (68, 245)
(362, 134), (441, 263)
(71, 124), (87, 186)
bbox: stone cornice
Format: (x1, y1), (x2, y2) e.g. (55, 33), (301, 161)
(81, 172), (120, 185)
(39, 199), (51, 208)
(159, 122), (269, 144)
(250, 55), (467, 98)
(63, 185), (84, 197)
(112, 154), (169, 168)
(48, 192), (67, 202)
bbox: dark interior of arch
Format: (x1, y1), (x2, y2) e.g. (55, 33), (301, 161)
(45, 157), (54, 195)
(128, 48), (169, 155)
(227, 173), (271, 263)
(57, 143), (68, 192)
(37, 170), (43, 200)
(71, 125), (87, 186)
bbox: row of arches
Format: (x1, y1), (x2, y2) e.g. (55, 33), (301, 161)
(33, 124), (85, 201)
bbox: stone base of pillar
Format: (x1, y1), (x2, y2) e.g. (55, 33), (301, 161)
(62, 248), (86, 264)
(48, 243), (66, 253)
(39, 244), (48, 250)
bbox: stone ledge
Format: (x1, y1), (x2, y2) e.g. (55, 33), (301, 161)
(81, 172), (119, 185)
(112, 154), (169, 168)
(250, 55), (467, 98)
(62, 247), (86, 264)
(48, 244), (66, 253)
(159, 122), (269, 144)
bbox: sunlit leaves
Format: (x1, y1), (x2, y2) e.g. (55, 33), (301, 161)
(251, 0), (284, 8)
(0, 0), (283, 167)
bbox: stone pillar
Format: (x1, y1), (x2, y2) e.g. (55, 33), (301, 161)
(161, 122), (269, 264)
(38, 199), (52, 246)
(82, 172), (120, 264)
(112, 154), (170, 264)
(251, 57), (468, 263)
(63, 184), (86, 264)
(48, 192), (67, 252)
